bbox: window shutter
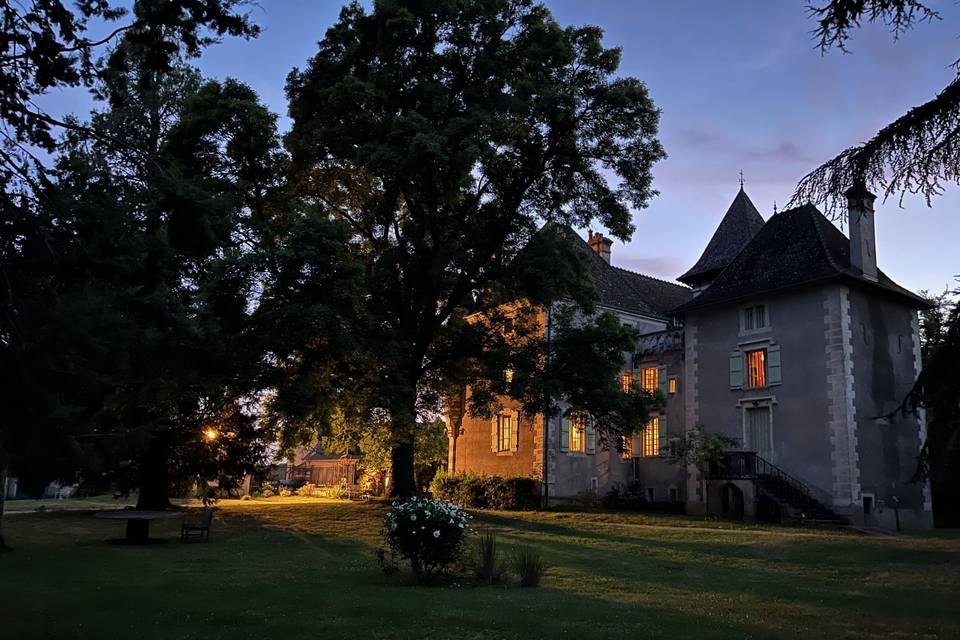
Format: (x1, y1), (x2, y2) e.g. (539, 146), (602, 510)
(767, 345), (782, 385)
(658, 366), (669, 397)
(586, 418), (596, 454)
(560, 416), (569, 452)
(658, 416), (668, 456)
(491, 418), (499, 453)
(512, 411), (520, 451)
(729, 351), (744, 388)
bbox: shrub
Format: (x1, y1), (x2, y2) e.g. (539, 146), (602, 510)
(278, 488), (293, 497)
(472, 531), (503, 584)
(511, 546), (546, 587)
(258, 483), (275, 498)
(296, 483), (319, 497)
(382, 496), (471, 584)
(320, 485), (348, 500)
(429, 472), (539, 510)
(601, 482), (684, 514)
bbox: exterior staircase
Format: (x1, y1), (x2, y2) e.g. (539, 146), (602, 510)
(709, 451), (849, 526)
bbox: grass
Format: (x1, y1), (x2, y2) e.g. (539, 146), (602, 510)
(1, 498), (958, 640)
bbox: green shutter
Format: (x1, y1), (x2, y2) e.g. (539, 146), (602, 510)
(560, 415), (569, 452)
(658, 366), (669, 397)
(658, 416), (668, 456)
(586, 418), (596, 454)
(491, 417), (499, 452)
(729, 351), (744, 388)
(767, 345), (782, 385)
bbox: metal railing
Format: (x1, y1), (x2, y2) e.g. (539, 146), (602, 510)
(708, 451), (824, 513)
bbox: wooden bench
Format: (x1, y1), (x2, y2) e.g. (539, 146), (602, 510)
(180, 507), (213, 542)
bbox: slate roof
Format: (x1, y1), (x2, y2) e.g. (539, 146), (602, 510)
(565, 227), (692, 319)
(678, 188), (766, 286)
(674, 203), (930, 313)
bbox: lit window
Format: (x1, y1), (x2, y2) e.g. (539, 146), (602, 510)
(569, 412), (587, 453)
(496, 413), (514, 451)
(621, 372), (633, 393)
(621, 435), (633, 459)
(668, 377), (677, 395)
(641, 416), (660, 457)
(640, 367), (658, 392)
(745, 349), (767, 388)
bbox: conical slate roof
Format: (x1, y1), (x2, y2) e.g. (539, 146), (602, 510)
(674, 203), (930, 313)
(678, 188), (765, 286)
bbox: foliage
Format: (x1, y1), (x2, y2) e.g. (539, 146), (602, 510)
(381, 496), (471, 584)
(793, 1), (958, 213)
(430, 472), (540, 510)
(278, 488), (292, 498)
(669, 425), (739, 471)
(257, 483), (275, 498)
(285, 0), (665, 496)
(472, 531), (504, 584)
(511, 546), (546, 588)
(0, 0), (259, 197)
(601, 481), (684, 513)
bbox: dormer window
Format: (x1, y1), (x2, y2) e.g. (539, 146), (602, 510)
(741, 304), (768, 332)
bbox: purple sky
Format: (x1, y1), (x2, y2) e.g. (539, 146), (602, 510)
(48, 1), (960, 294)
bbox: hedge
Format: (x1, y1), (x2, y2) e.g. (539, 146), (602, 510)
(429, 472), (540, 510)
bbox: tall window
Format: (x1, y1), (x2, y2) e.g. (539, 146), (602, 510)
(668, 377), (678, 395)
(569, 413), (587, 453)
(745, 348), (767, 388)
(742, 304), (768, 331)
(621, 372), (633, 393)
(745, 405), (772, 459)
(621, 435), (633, 459)
(496, 413), (515, 451)
(640, 367), (658, 392)
(641, 416), (660, 457)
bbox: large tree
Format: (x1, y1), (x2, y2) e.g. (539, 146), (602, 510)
(285, 0), (665, 496)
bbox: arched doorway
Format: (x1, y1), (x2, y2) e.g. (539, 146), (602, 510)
(721, 483), (745, 520)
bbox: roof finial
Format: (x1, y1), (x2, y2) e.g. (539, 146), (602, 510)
(773, 200), (777, 215)
(739, 170), (744, 190)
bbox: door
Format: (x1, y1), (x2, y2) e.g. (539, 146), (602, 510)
(745, 406), (772, 460)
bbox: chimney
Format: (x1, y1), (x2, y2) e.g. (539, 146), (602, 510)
(845, 182), (878, 282)
(587, 230), (612, 264)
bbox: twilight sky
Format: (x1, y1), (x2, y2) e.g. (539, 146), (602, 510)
(49, 1), (960, 294)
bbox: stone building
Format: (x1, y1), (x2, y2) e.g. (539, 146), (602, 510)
(446, 186), (934, 530)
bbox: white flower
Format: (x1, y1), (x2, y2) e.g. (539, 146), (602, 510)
(433, 530), (440, 538)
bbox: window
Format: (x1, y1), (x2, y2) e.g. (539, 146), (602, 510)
(862, 494), (875, 516)
(742, 305), (768, 332)
(569, 412), (587, 453)
(668, 486), (679, 502)
(621, 371), (633, 393)
(645, 487), (655, 502)
(621, 434), (633, 460)
(641, 416), (660, 457)
(668, 377), (678, 395)
(745, 348), (767, 388)
(496, 413), (515, 452)
(640, 367), (658, 392)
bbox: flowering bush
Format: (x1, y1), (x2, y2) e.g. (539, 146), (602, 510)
(382, 496), (471, 583)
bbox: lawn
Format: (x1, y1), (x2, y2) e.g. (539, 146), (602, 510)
(2, 499), (958, 640)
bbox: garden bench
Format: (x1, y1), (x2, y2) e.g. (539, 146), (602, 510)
(180, 507), (214, 542)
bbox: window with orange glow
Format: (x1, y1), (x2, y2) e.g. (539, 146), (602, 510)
(496, 414), (514, 451)
(621, 372), (633, 393)
(569, 413), (587, 452)
(668, 377), (677, 395)
(621, 435), (633, 459)
(641, 417), (660, 457)
(640, 367), (658, 392)
(746, 349), (767, 388)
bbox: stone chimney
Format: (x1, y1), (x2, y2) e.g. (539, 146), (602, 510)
(845, 182), (878, 282)
(587, 230), (612, 264)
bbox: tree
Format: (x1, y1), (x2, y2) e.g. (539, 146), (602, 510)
(285, 0), (665, 496)
(0, 60), (283, 510)
(795, 1), (960, 520)
(0, 0), (259, 196)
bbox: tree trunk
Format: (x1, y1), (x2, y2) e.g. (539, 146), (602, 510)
(135, 440), (171, 510)
(0, 463), (10, 551)
(389, 388), (418, 498)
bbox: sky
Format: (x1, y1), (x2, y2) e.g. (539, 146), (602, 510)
(46, 0), (960, 294)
